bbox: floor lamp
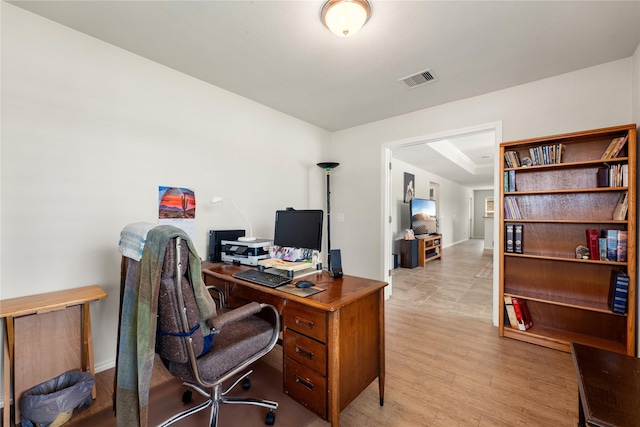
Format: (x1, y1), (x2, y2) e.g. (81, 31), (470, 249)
(317, 162), (339, 270)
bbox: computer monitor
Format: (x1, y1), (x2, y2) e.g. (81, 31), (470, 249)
(273, 209), (323, 251)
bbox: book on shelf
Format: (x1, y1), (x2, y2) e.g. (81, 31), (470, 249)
(503, 197), (522, 219)
(527, 143), (564, 165)
(505, 224), (514, 253)
(601, 135), (628, 160)
(503, 171), (516, 192)
(514, 223), (523, 254)
(586, 229), (599, 260)
(616, 230), (627, 262)
(608, 269), (629, 314)
(511, 297), (533, 330)
(508, 170), (516, 192)
(504, 151), (521, 168)
(503, 296), (519, 329)
(596, 165), (609, 187)
(613, 164), (627, 187)
(598, 237), (607, 261)
(606, 229), (618, 261)
(597, 164), (628, 188)
(613, 191), (628, 220)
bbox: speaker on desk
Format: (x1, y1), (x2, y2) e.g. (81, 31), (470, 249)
(330, 249), (343, 278)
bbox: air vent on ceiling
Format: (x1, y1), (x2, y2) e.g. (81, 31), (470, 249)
(398, 68), (437, 89)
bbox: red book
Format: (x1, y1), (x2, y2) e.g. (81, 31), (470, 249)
(519, 299), (533, 329)
(511, 297), (533, 330)
(586, 229), (599, 260)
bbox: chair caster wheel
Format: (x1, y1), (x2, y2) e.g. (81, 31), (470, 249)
(242, 378), (251, 390)
(182, 389), (192, 403)
(265, 410), (275, 425)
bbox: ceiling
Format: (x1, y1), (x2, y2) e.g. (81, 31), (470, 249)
(8, 0), (640, 188)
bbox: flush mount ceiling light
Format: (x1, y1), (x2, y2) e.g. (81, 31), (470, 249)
(321, 0), (372, 37)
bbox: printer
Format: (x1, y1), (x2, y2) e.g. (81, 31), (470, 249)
(221, 239), (272, 266)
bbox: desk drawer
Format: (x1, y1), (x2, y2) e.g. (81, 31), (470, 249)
(284, 329), (326, 376)
(284, 302), (326, 342)
(284, 357), (327, 418)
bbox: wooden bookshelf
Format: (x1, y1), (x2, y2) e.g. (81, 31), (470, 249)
(499, 124), (637, 356)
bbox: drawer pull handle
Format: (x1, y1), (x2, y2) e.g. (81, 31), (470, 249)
(295, 345), (314, 360)
(294, 316), (314, 329)
(295, 375), (314, 391)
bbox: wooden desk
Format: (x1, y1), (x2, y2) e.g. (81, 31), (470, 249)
(571, 342), (640, 427)
(1, 285), (107, 426)
(202, 263), (387, 427)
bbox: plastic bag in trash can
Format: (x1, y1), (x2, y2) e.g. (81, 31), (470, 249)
(20, 370), (95, 427)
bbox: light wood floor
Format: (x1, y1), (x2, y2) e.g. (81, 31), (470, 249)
(306, 238), (579, 427)
(13, 239), (579, 426)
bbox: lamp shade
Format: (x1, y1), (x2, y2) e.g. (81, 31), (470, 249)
(321, 0), (371, 37)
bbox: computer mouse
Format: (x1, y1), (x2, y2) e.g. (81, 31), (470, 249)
(295, 280), (314, 288)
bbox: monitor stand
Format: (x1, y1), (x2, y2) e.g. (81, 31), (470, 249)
(258, 258), (321, 279)
(263, 266), (321, 280)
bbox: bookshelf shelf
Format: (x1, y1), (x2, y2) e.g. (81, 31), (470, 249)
(504, 156), (630, 172)
(504, 290), (616, 313)
(502, 324), (627, 354)
(504, 219), (627, 224)
(504, 252), (627, 266)
(499, 124), (637, 356)
(506, 187), (627, 196)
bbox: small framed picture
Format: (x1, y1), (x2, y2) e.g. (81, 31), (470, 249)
(404, 173), (415, 203)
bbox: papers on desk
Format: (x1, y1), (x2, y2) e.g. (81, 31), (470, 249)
(277, 283), (326, 298)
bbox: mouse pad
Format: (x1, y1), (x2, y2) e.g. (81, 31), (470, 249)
(276, 283), (326, 297)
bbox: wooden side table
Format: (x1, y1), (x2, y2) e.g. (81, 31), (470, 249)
(1, 285), (107, 426)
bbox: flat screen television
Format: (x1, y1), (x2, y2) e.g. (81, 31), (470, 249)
(273, 209), (324, 251)
(410, 198), (437, 234)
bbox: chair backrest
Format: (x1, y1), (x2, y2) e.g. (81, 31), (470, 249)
(155, 237), (205, 364)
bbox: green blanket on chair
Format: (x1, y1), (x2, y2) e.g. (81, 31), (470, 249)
(115, 225), (217, 426)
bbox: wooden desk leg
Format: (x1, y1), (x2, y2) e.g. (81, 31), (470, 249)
(4, 317), (15, 427)
(379, 290), (385, 406)
(82, 302), (97, 399)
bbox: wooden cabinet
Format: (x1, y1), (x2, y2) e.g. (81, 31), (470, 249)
(418, 235), (442, 266)
(498, 124), (636, 355)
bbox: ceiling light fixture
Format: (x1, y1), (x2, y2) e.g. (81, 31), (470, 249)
(321, 0), (372, 37)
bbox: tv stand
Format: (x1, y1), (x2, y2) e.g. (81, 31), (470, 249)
(418, 234), (442, 266)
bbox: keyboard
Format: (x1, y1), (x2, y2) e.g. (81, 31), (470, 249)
(232, 269), (292, 288)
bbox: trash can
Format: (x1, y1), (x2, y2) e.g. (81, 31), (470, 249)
(20, 370), (95, 427)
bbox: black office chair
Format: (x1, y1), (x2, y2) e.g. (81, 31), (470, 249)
(155, 235), (280, 427)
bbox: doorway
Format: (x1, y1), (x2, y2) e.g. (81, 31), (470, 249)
(381, 122), (502, 325)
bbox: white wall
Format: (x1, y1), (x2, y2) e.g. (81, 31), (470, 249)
(473, 189), (494, 239)
(1, 3), (330, 382)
